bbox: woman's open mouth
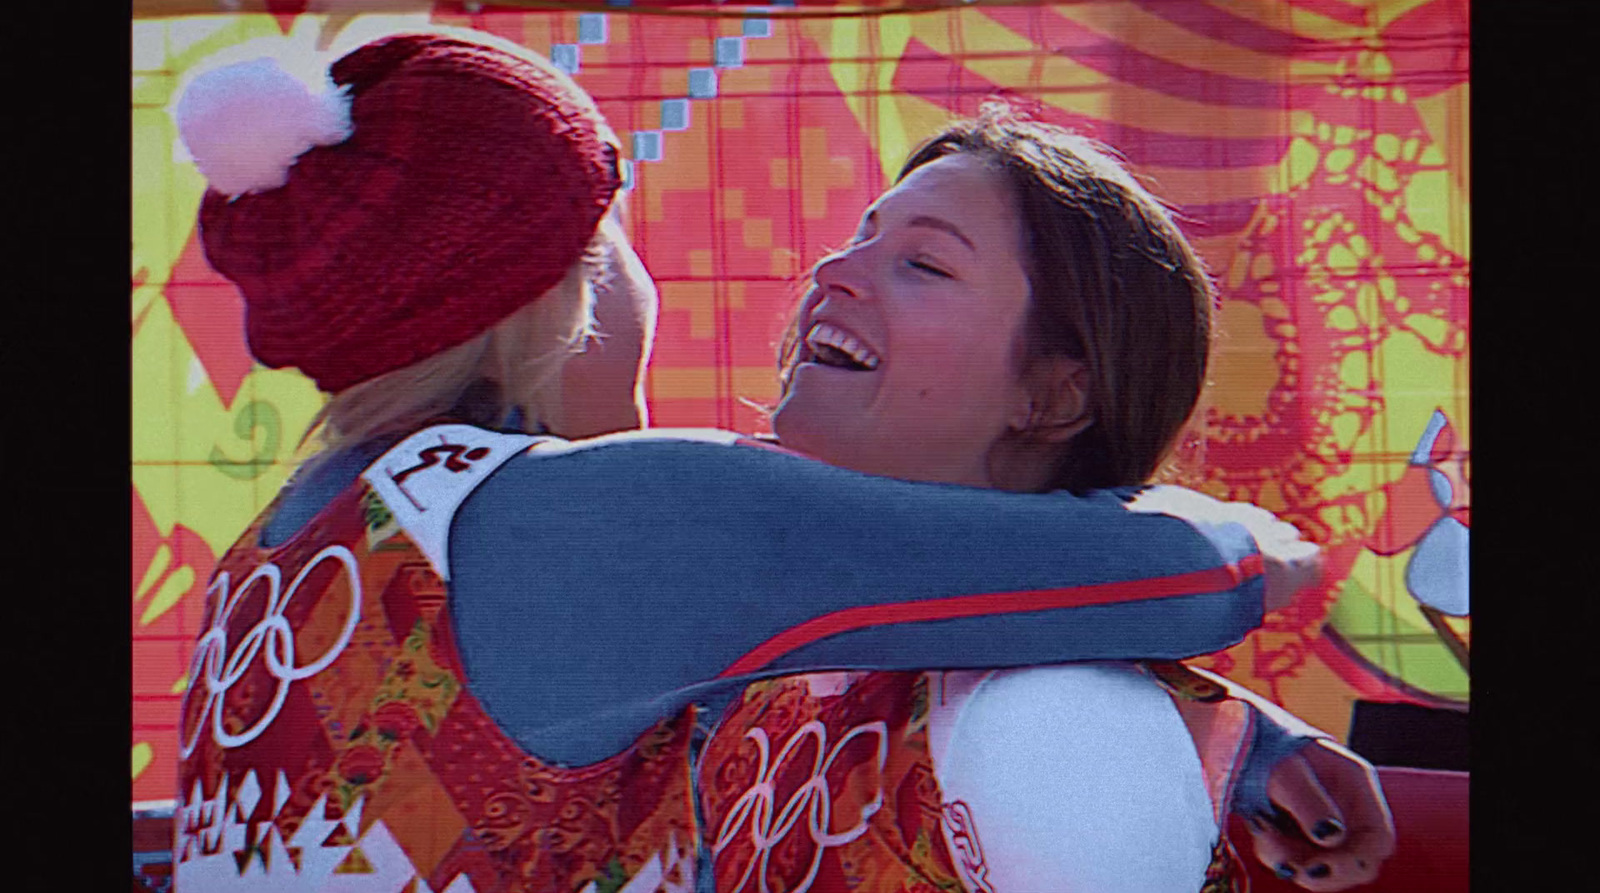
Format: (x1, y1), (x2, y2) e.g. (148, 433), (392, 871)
(804, 321), (881, 371)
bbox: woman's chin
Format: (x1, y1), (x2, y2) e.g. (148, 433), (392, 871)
(769, 407), (823, 460)
(771, 405), (858, 472)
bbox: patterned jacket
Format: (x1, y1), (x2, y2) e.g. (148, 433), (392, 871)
(175, 424), (1299, 892)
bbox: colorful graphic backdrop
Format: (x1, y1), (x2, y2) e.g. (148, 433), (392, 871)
(131, 0), (1469, 805)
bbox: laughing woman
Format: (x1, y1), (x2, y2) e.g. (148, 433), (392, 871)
(693, 110), (1394, 893)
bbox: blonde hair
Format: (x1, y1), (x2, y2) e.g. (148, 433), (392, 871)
(298, 244), (602, 462)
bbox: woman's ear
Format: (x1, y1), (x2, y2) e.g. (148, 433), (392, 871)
(1011, 356), (1093, 443)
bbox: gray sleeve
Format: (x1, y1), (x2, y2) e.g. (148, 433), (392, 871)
(1226, 680), (1334, 817)
(446, 438), (1267, 766)
(1232, 713), (1326, 817)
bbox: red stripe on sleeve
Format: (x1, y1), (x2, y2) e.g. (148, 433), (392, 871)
(718, 553), (1265, 678)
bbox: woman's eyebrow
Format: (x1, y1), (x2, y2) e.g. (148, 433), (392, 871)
(859, 208), (976, 253)
(905, 214), (976, 252)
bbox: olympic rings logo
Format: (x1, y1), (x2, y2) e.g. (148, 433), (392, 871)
(178, 545), (362, 758)
(711, 719), (888, 893)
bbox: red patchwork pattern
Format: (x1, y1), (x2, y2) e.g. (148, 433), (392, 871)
(175, 480), (697, 891)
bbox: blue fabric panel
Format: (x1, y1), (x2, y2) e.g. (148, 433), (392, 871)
(448, 436), (1265, 765)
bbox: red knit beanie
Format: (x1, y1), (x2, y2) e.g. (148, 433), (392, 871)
(182, 33), (622, 393)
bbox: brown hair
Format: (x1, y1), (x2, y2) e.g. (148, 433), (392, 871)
(777, 106), (1215, 493)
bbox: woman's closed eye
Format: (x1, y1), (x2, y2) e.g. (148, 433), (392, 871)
(908, 256), (953, 278)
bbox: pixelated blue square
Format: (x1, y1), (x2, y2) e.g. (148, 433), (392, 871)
(632, 131), (663, 162)
(660, 99), (690, 132)
(550, 44), (580, 74)
(577, 14), (608, 45)
(714, 36), (744, 69)
(605, 0), (632, 6)
(688, 68), (718, 99)
(743, 18), (772, 39)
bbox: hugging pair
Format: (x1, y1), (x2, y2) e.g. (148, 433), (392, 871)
(172, 29), (1391, 893)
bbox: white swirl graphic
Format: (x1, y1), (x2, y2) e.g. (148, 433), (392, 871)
(712, 719), (889, 893)
(179, 545), (362, 757)
(942, 800), (996, 893)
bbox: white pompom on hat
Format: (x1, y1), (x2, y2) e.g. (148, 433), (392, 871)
(175, 56), (354, 198)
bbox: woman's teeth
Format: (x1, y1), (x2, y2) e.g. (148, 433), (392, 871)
(805, 322), (880, 371)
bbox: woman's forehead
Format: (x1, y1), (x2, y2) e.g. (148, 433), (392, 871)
(867, 154), (1018, 234)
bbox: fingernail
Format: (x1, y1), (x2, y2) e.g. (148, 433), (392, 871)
(1266, 804), (1297, 835)
(1311, 818), (1345, 840)
(1307, 864), (1331, 879)
(1274, 864), (1296, 880)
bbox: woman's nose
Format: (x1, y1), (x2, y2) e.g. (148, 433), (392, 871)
(812, 249), (867, 300)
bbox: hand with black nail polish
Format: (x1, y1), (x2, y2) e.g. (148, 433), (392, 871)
(1243, 739), (1398, 890)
